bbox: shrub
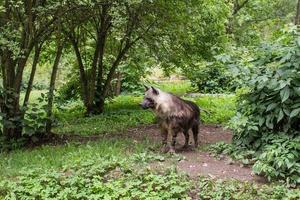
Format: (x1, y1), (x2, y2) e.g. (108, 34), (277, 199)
(228, 26), (300, 185)
(253, 134), (300, 186)
(57, 76), (82, 102)
(185, 61), (235, 93)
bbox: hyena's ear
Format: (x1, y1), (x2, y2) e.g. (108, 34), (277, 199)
(151, 86), (159, 95)
(144, 85), (150, 91)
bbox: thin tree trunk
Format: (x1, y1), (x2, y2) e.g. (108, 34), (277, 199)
(23, 43), (42, 107)
(45, 42), (64, 134)
(102, 43), (131, 97)
(95, 61), (104, 110)
(295, 0), (300, 25)
(90, 6), (111, 108)
(88, 35), (101, 105)
(70, 39), (91, 113)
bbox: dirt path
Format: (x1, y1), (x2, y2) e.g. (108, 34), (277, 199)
(44, 123), (265, 184)
(127, 124), (266, 184)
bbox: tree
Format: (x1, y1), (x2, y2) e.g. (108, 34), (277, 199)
(0, 0), (61, 140)
(62, 0), (161, 114)
(46, 25), (64, 134)
(296, 0), (300, 25)
(227, 0), (297, 45)
(146, 0), (230, 76)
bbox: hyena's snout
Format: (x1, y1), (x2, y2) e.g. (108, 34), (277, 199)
(140, 102), (148, 109)
(140, 97), (155, 109)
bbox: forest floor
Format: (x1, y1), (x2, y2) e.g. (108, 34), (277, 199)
(42, 124), (266, 184)
(123, 124), (266, 184)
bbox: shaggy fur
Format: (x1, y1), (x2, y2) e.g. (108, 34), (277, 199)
(140, 86), (200, 153)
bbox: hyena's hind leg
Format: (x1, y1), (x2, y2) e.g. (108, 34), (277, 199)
(192, 122), (199, 148)
(169, 128), (180, 153)
(182, 129), (189, 149)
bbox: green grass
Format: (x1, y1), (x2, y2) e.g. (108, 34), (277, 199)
(54, 96), (155, 135)
(0, 138), (154, 178)
(193, 95), (236, 124)
(1, 156), (299, 199)
(20, 90), (48, 103)
(153, 80), (194, 96)
(0, 86), (237, 199)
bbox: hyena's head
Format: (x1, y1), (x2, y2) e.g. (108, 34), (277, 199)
(140, 86), (159, 109)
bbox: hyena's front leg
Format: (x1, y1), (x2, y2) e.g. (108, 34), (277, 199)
(160, 128), (169, 153)
(169, 129), (179, 153)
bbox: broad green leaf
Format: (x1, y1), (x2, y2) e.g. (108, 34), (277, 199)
(258, 117), (265, 126)
(266, 116), (274, 129)
(280, 87), (290, 102)
(277, 109), (284, 123)
(266, 103), (277, 112)
(290, 108), (300, 118)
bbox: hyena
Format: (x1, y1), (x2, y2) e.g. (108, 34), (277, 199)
(140, 86), (200, 153)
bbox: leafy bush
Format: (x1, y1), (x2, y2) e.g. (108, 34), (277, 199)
(57, 76), (82, 102)
(253, 135), (300, 185)
(228, 26), (300, 185)
(22, 94), (48, 137)
(118, 62), (149, 95)
(185, 61), (235, 93)
(209, 137), (300, 185)
(0, 91), (49, 151)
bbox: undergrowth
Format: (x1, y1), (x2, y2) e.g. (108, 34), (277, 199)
(0, 157), (191, 200)
(198, 177), (300, 200)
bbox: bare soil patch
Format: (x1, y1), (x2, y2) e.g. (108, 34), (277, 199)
(127, 124), (266, 184)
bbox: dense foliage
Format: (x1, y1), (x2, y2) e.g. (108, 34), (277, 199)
(185, 61), (235, 93)
(225, 27), (300, 185)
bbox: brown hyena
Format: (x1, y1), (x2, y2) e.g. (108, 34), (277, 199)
(140, 86), (200, 153)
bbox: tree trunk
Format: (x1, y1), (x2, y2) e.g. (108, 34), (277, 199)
(295, 0), (300, 25)
(45, 42), (64, 134)
(23, 44), (42, 107)
(2, 57), (22, 140)
(70, 39), (92, 113)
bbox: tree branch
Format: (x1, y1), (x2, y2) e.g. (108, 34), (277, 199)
(233, 0), (250, 15)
